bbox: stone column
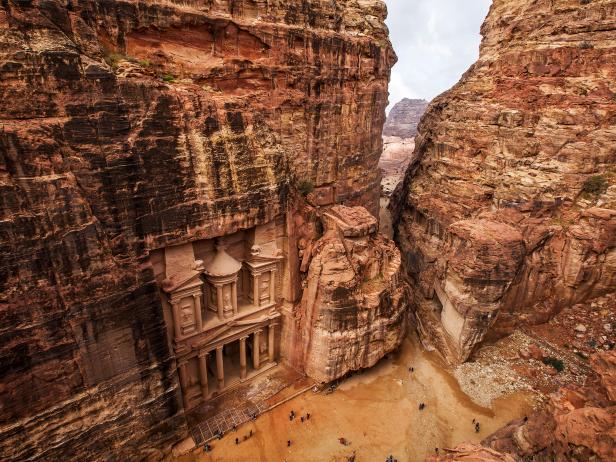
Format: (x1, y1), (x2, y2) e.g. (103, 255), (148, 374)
(253, 273), (260, 307)
(269, 270), (276, 304)
(215, 346), (224, 390)
(239, 336), (247, 380)
(232, 281), (238, 315)
(198, 352), (209, 400)
(193, 294), (203, 331)
(178, 360), (190, 409)
(171, 302), (182, 340)
(252, 330), (261, 370)
(216, 285), (224, 320)
(268, 323), (276, 363)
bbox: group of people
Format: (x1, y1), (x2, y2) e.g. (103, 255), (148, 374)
(234, 428), (254, 445)
(288, 409), (311, 422)
(472, 418), (480, 433)
(385, 455), (398, 462)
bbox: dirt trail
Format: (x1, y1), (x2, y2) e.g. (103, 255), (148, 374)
(180, 336), (535, 462)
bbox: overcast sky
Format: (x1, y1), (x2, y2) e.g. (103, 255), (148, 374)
(385, 0), (492, 111)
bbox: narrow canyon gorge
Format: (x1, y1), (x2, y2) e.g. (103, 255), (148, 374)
(0, 1), (614, 462)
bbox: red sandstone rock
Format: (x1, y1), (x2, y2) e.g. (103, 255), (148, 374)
(0, 1), (396, 460)
(391, 0), (616, 364)
(478, 351), (616, 462)
(289, 206), (409, 382)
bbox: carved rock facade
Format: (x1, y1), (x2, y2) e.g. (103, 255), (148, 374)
(391, 0), (616, 364)
(0, 1), (398, 460)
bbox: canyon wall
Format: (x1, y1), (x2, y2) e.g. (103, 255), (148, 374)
(391, 0), (616, 364)
(383, 98), (429, 138)
(0, 1), (396, 460)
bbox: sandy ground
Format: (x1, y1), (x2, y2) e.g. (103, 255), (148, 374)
(179, 336), (535, 462)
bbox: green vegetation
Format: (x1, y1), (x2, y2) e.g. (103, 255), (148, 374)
(162, 74), (176, 83)
(103, 52), (125, 69)
(542, 356), (565, 372)
(139, 59), (151, 68)
(582, 175), (608, 196)
(297, 180), (314, 197)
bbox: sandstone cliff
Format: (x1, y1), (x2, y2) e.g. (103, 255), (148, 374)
(294, 206), (408, 383)
(391, 0), (616, 364)
(0, 1), (396, 460)
(383, 98), (428, 138)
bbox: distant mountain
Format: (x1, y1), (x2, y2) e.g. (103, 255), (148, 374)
(383, 98), (429, 138)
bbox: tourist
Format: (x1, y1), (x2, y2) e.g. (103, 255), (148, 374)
(250, 429), (253, 437)
(301, 416), (304, 423)
(475, 422), (480, 433)
(307, 413), (311, 420)
(287, 439), (292, 447)
(235, 437), (239, 445)
(435, 448), (439, 454)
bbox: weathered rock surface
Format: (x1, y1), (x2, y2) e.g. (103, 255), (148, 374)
(391, 0), (616, 364)
(287, 206), (408, 383)
(0, 1), (396, 460)
(432, 351), (616, 462)
(383, 98), (429, 138)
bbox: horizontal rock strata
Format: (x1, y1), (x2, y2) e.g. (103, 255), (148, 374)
(391, 0), (616, 364)
(0, 1), (396, 460)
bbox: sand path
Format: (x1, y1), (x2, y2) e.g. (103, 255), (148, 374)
(180, 336), (534, 462)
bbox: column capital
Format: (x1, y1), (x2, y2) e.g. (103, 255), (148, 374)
(239, 335), (249, 341)
(216, 345), (223, 352)
(177, 358), (189, 368)
(198, 350), (210, 359)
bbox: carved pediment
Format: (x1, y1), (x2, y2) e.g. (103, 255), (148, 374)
(162, 270), (203, 295)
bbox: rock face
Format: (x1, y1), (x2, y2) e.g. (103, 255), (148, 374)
(383, 98), (429, 138)
(431, 351), (616, 462)
(485, 350), (616, 462)
(0, 1), (397, 460)
(293, 206), (408, 383)
(391, 0), (616, 364)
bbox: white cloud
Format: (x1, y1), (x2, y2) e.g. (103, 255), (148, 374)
(385, 0), (491, 111)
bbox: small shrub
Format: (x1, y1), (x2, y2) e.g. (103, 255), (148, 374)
(103, 52), (125, 69)
(139, 59), (151, 68)
(162, 74), (175, 83)
(580, 0), (592, 5)
(297, 180), (314, 197)
(579, 41), (594, 49)
(582, 175), (608, 196)
(542, 356), (565, 372)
